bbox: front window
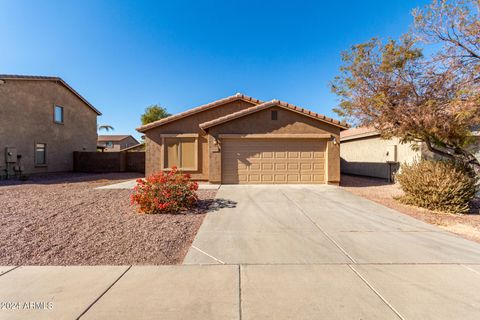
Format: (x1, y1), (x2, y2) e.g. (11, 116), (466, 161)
(106, 141), (113, 148)
(54, 105), (64, 123)
(164, 137), (197, 170)
(35, 143), (47, 165)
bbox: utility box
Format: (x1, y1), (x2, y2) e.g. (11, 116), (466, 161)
(5, 147), (17, 163)
(385, 145), (397, 163)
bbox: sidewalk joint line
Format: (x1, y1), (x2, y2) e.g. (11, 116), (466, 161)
(0, 266), (21, 278)
(238, 265), (242, 320)
(348, 265), (405, 320)
(462, 264), (480, 278)
(281, 191), (357, 264)
(192, 245), (225, 264)
(76, 265), (132, 320)
(198, 262), (476, 266)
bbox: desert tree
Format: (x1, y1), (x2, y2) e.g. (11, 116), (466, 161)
(141, 105), (170, 125)
(413, 0), (479, 69)
(331, 0), (480, 173)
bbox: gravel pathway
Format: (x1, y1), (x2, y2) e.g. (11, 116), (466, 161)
(0, 173), (215, 265)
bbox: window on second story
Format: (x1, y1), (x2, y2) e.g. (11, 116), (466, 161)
(106, 141), (114, 148)
(54, 105), (64, 124)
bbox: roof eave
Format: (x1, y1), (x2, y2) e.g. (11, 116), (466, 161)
(136, 93), (263, 133)
(57, 79), (102, 115)
(199, 100), (349, 131)
(0, 74), (102, 116)
(340, 131), (380, 142)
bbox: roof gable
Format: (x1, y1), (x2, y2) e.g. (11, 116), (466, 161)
(340, 127), (379, 141)
(98, 135), (138, 143)
(137, 93), (263, 132)
(199, 100), (349, 131)
(0, 74), (101, 115)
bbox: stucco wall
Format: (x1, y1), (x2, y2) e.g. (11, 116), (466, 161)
(144, 99), (256, 178)
(207, 107), (341, 184)
(340, 135), (421, 179)
(0, 80), (98, 175)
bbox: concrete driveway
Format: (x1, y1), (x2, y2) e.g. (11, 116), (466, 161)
(180, 185), (480, 319)
(2, 185), (480, 319)
(184, 185), (480, 265)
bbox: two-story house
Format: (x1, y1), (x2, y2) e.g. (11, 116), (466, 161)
(97, 135), (140, 152)
(0, 75), (101, 176)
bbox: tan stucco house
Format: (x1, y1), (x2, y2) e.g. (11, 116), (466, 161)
(340, 127), (480, 179)
(0, 75), (101, 176)
(137, 93), (348, 185)
(98, 135), (140, 152)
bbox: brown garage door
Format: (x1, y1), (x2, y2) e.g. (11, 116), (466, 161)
(222, 138), (326, 184)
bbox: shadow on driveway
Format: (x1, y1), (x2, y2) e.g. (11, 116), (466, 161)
(199, 198), (238, 213)
(340, 174), (392, 187)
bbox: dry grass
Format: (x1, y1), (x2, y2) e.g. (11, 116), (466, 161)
(341, 174), (480, 243)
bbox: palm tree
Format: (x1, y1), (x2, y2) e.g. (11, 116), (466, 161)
(98, 125), (114, 132)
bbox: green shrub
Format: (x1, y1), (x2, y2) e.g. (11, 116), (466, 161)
(396, 160), (478, 214)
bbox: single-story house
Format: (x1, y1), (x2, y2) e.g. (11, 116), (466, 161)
(137, 93), (348, 185)
(340, 127), (480, 179)
(97, 135), (140, 152)
(0, 74), (101, 176)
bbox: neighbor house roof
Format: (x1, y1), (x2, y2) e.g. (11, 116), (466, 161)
(98, 135), (136, 142)
(0, 74), (101, 115)
(340, 127), (379, 141)
(136, 93), (263, 132)
(121, 143), (145, 151)
(199, 99), (349, 130)
(341, 126), (480, 140)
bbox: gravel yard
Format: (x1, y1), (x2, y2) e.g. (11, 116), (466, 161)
(341, 174), (480, 243)
(0, 173), (216, 265)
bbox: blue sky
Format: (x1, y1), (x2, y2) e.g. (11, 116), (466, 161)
(0, 0), (429, 139)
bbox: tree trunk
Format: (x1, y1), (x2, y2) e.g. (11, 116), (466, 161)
(425, 139), (480, 176)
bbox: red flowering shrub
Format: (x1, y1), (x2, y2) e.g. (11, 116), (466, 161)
(131, 167), (199, 214)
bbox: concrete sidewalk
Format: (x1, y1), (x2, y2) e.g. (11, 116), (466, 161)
(1, 264), (480, 319)
(2, 185), (480, 319)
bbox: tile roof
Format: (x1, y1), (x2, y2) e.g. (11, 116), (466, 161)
(199, 99), (349, 130)
(136, 93), (263, 132)
(341, 126), (480, 140)
(340, 127), (379, 141)
(0, 74), (101, 115)
(98, 135), (133, 142)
